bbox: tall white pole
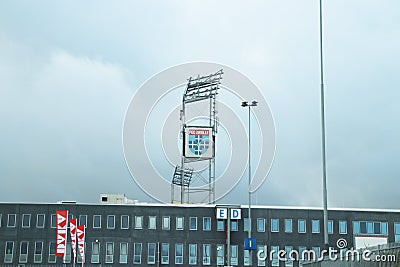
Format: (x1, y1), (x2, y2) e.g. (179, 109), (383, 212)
(319, 0), (329, 250)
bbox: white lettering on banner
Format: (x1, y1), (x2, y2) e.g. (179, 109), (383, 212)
(56, 210), (68, 257)
(57, 230), (67, 250)
(77, 225), (86, 263)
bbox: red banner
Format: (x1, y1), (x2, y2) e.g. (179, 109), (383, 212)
(56, 210), (68, 257)
(77, 225), (85, 263)
(69, 218), (77, 262)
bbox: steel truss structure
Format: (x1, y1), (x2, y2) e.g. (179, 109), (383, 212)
(171, 70), (223, 204)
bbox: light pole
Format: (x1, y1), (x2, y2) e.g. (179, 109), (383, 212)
(319, 0), (329, 250)
(241, 100), (257, 265)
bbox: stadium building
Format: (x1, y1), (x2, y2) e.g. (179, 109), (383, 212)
(1, 194), (400, 267)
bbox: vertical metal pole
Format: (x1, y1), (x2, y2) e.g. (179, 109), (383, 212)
(319, 0), (329, 250)
(209, 95), (212, 204)
(248, 106), (252, 265)
(171, 184), (173, 204)
(212, 95), (217, 204)
(180, 156), (185, 204)
(181, 102), (186, 204)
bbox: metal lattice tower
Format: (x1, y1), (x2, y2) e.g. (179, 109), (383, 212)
(171, 70), (223, 204)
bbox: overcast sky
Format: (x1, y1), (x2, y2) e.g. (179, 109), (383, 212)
(0, 1), (399, 209)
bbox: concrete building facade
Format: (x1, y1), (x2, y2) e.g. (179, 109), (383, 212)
(1, 200), (400, 267)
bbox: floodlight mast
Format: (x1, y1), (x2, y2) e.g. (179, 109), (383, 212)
(171, 70), (223, 204)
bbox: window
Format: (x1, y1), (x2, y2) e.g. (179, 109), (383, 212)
(339, 220), (347, 234)
(93, 215), (101, 228)
(64, 242), (72, 263)
(299, 246), (307, 266)
(302, 246), (315, 261)
(257, 245), (266, 266)
(7, 214), (16, 227)
(381, 222), (388, 235)
(257, 218), (265, 232)
(285, 219), (292, 233)
(285, 246), (293, 266)
(354, 221), (388, 235)
(244, 249), (250, 266)
(135, 216), (143, 229)
(271, 245), (279, 266)
(133, 243), (142, 264)
(203, 217), (211, 231)
(368, 222), (373, 234)
(374, 222), (381, 234)
(106, 242), (114, 263)
(91, 242), (100, 263)
(51, 214), (56, 228)
(298, 219), (306, 233)
(34, 241), (43, 263)
(217, 244), (224, 265)
(121, 215), (129, 229)
(175, 243), (183, 264)
(328, 220), (333, 234)
(203, 244), (211, 265)
(4, 241), (14, 263)
(37, 214), (45, 228)
(360, 221), (367, 233)
(244, 218), (250, 231)
(271, 219), (279, 232)
(353, 221), (360, 234)
(120, 242), (128, 263)
(312, 247), (321, 260)
(312, 220), (320, 233)
(190, 217), (197, 230)
(79, 215), (87, 227)
(77, 245), (84, 263)
(22, 214), (31, 228)
(395, 223), (400, 242)
(176, 217), (184, 230)
(107, 215), (115, 229)
(231, 220), (238, 231)
(217, 220), (225, 231)
(162, 216), (170, 230)
(189, 244), (197, 265)
(161, 243), (169, 264)
(231, 245), (238, 265)
(148, 243), (156, 264)
(48, 242), (56, 263)
(149, 216), (157, 229)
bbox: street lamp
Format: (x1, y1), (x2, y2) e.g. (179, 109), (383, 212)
(241, 100), (258, 264)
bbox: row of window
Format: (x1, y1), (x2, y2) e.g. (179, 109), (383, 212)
(2, 241), (330, 266)
(0, 214), (46, 228)
(353, 221), (388, 235)
(0, 214), (392, 236)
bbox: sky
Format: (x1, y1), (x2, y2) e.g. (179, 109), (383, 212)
(0, 1), (399, 209)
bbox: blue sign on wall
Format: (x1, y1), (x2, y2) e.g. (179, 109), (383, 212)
(244, 238), (257, 250)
